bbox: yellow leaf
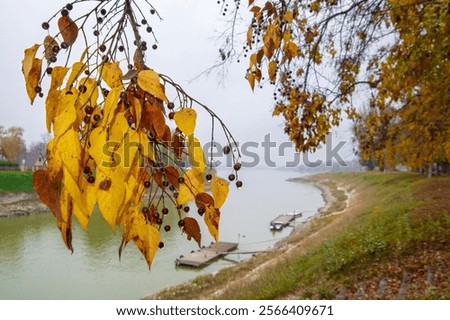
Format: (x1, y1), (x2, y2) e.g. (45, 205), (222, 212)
(25, 58), (42, 105)
(58, 188), (74, 253)
(268, 60), (277, 82)
(211, 175), (229, 209)
(54, 90), (78, 138)
(88, 127), (109, 167)
(187, 135), (206, 172)
(247, 72), (256, 91)
(204, 205), (220, 242)
(177, 168), (204, 205)
(46, 66), (69, 133)
(78, 77), (99, 108)
(137, 70), (168, 102)
(247, 27), (253, 48)
(284, 10), (294, 23)
(173, 108), (197, 136)
(22, 44), (39, 79)
(101, 62), (123, 89)
(96, 170), (126, 229)
(120, 208), (160, 268)
(58, 130), (82, 182)
(249, 53), (258, 68)
(104, 85), (123, 123)
(139, 131), (155, 162)
(73, 178), (96, 230)
(66, 62), (87, 90)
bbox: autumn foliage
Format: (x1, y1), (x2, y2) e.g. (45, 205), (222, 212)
(22, 1), (240, 268)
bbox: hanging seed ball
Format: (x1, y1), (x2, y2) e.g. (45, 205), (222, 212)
(141, 206), (149, 214)
(228, 173), (236, 181)
(146, 26), (152, 33)
(100, 9), (107, 15)
(158, 242), (164, 249)
(93, 30), (100, 36)
(49, 56), (57, 63)
(183, 206), (190, 213)
(83, 166), (91, 174)
(83, 115), (90, 123)
(152, 44), (158, 50)
(61, 9), (69, 17)
(85, 106), (94, 115)
(162, 208), (169, 215)
(150, 9), (156, 14)
(233, 163), (242, 171)
(46, 67), (53, 75)
(144, 180), (151, 188)
(156, 217), (163, 225)
(197, 207), (205, 216)
(34, 86), (42, 94)
(178, 177), (185, 184)
(66, 3), (73, 11)
(93, 114), (101, 122)
(164, 225), (171, 232)
(162, 180), (169, 187)
(223, 145), (231, 154)
(79, 85), (87, 93)
(141, 19), (147, 24)
(168, 102), (175, 109)
(205, 174), (212, 181)
(236, 180), (243, 188)
(178, 219), (185, 228)
(87, 176), (95, 184)
(61, 42), (69, 49)
(41, 22), (50, 30)
(168, 112), (175, 120)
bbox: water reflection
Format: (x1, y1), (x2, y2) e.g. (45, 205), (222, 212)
(0, 168), (324, 299)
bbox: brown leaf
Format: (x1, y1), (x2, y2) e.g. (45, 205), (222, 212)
(164, 165), (179, 189)
(195, 192), (215, 210)
(140, 100), (166, 140)
(171, 130), (185, 159)
(44, 35), (58, 61)
(182, 217), (202, 247)
(32, 169), (63, 222)
(58, 16), (78, 46)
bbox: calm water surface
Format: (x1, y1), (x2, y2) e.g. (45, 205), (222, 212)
(0, 168), (323, 299)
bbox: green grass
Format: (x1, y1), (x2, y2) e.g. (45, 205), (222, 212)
(151, 172), (449, 300)
(0, 171), (34, 192)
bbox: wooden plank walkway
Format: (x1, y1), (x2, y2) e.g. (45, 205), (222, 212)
(270, 212), (302, 231)
(175, 242), (238, 268)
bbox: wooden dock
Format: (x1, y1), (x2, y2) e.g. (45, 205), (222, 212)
(270, 212), (303, 231)
(175, 242), (238, 268)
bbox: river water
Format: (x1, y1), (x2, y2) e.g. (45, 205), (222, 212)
(0, 168), (323, 299)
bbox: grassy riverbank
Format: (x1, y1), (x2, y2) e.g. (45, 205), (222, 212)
(149, 172), (449, 300)
(0, 171), (34, 193)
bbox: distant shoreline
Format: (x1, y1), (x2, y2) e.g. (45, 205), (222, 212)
(0, 191), (48, 217)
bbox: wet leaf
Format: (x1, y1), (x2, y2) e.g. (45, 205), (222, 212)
(58, 189), (74, 253)
(268, 60), (277, 82)
(102, 62), (123, 89)
(177, 168), (204, 205)
(46, 66), (69, 133)
(187, 135), (206, 172)
(164, 165), (180, 189)
(120, 209), (160, 269)
(66, 62), (87, 90)
(171, 131), (185, 159)
(174, 108), (197, 136)
(53, 90), (78, 138)
(58, 16), (78, 46)
(211, 175), (229, 209)
(137, 70), (168, 102)
(32, 169), (63, 222)
(204, 206), (220, 242)
(195, 192), (215, 210)
(96, 171), (126, 229)
(44, 35), (58, 61)
(182, 217), (202, 247)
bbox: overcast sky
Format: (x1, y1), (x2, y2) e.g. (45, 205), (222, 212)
(0, 0), (354, 167)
